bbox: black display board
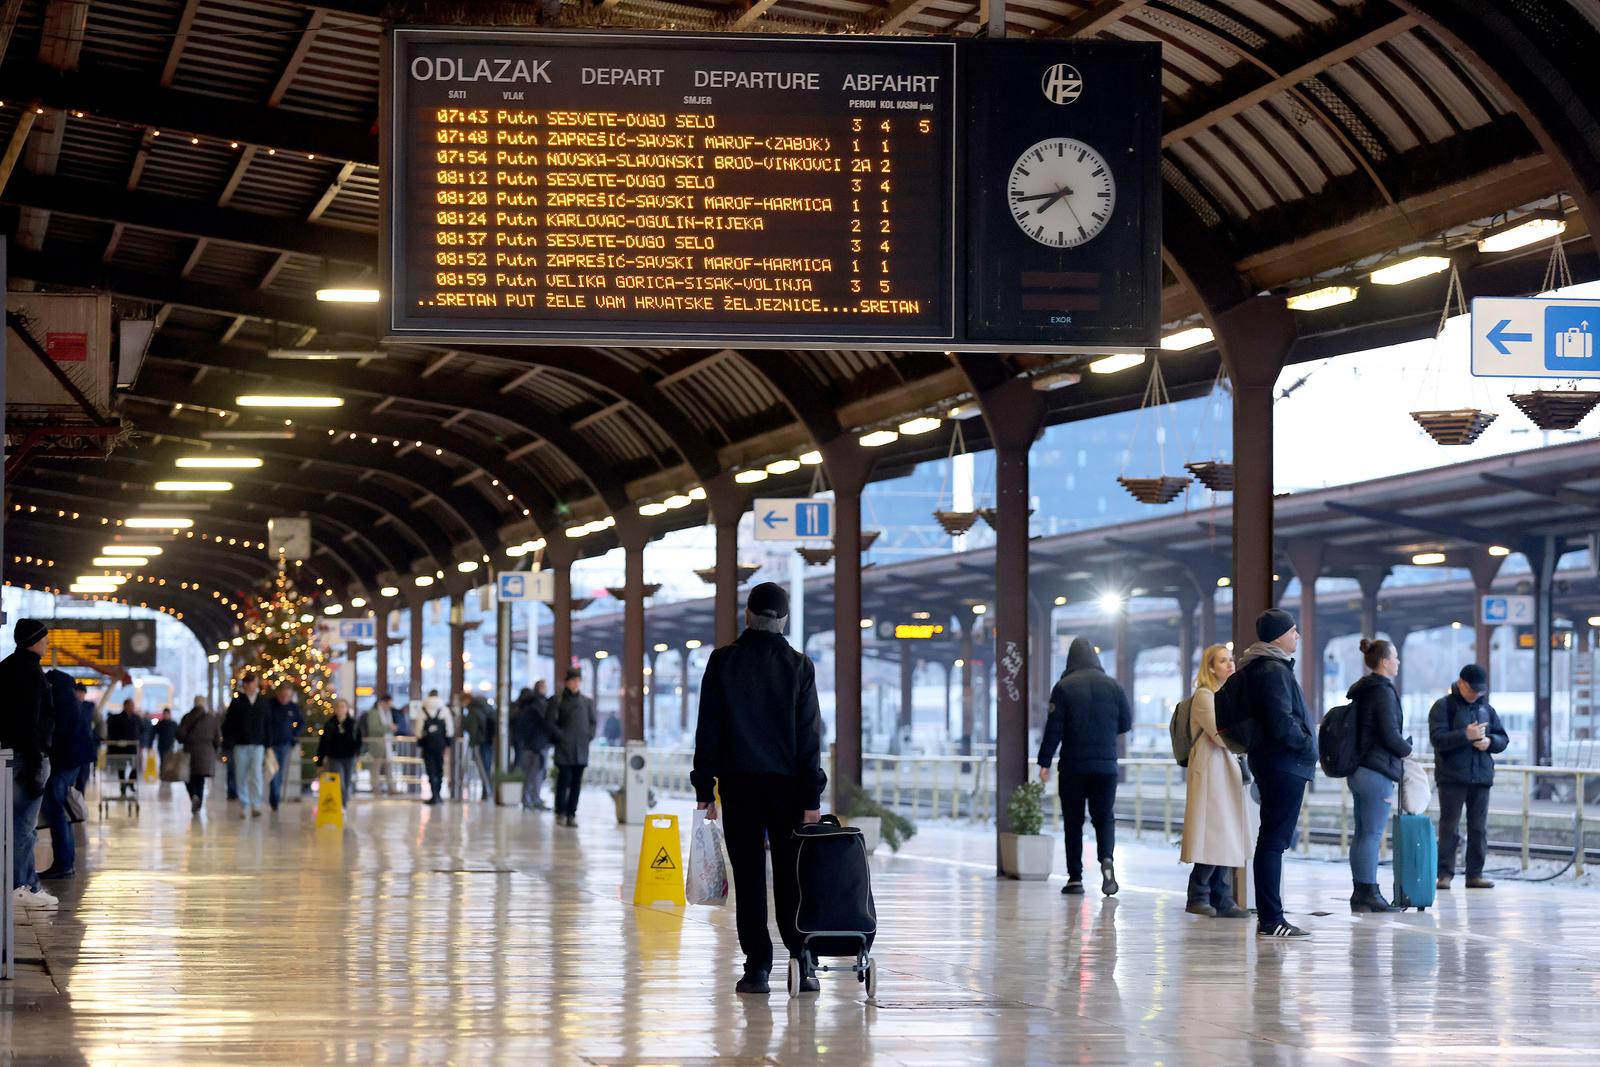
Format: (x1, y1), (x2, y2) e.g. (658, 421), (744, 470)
(383, 29), (1159, 351)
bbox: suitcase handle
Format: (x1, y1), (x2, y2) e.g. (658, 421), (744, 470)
(817, 813), (842, 827)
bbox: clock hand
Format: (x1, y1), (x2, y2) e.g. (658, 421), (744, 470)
(1012, 192), (1062, 203)
(1061, 194), (1089, 232)
(1032, 185), (1078, 216)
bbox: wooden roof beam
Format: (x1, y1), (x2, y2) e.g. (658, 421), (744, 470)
(268, 9), (326, 107)
(1043, 0), (1148, 39)
(729, 0), (781, 31)
(875, 0), (935, 34)
(159, 0), (202, 87)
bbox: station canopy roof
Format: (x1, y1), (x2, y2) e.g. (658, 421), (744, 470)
(3, 0), (1599, 647)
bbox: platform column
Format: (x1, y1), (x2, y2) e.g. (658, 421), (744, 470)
(822, 438), (873, 791)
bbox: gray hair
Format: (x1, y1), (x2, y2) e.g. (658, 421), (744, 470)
(747, 612), (787, 634)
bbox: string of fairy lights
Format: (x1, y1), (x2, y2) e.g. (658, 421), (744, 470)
(8, 499), (269, 552)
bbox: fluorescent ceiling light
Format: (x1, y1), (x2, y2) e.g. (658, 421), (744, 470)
(766, 459), (801, 475)
(971, 604), (987, 615)
(1488, 545), (1511, 557)
(102, 545), (161, 556)
(1589, 615), (1600, 627)
(92, 556), (146, 566)
(235, 395), (344, 408)
(564, 526), (587, 538)
(1160, 327), (1214, 351)
(860, 618), (874, 629)
(1285, 285), (1358, 312)
(201, 430), (297, 440)
(734, 469), (769, 484)
(1217, 576), (1231, 587)
(688, 486), (707, 500)
(685, 639), (702, 649)
(124, 517), (195, 529)
(379, 585), (400, 597)
(231, 637), (244, 646)
(414, 574), (435, 587)
(506, 543), (528, 557)
(1477, 215), (1565, 254)
(154, 480), (234, 492)
(349, 597), (366, 608)
(175, 456), (262, 469)
(653, 643), (669, 653)
(267, 349), (385, 360)
(1369, 255), (1450, 286)
(1411, 552), (1446, 566)
(324, 604), (344, 615)
(456, 560), (479, 573)
(315, 288), (381, 303)
(524, 538), (546, 552)
(75, 574), (127, 585)
(217, 641), (230, 651)
(898, 416), (941, 436)
(663, 495), (692, 509)
(859, 429), (899, 447)
(595, 650), (610, 660)
(70, 583), (119, 594)
(798, 450), (822, 465)
(1088, 353), (1146, 375)
(638, 502), (668, 517)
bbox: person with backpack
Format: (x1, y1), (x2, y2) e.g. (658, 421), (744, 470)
(1233, 608), (1317, 939)
(1037, 636), (1133, 897)
(1342, 638), (1412, 913)
(514, 683), (551, 810)
(417, 690), (453, 804)
(1429, 664), (1508, 890)
(1177, 644), (1253, 917)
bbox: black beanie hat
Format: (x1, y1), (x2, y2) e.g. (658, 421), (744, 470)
(13, 618), (48, 648)
(747, 581), (790, 619)
(1255, 608), (1296, 643)
(1459, 664), (1489, 691)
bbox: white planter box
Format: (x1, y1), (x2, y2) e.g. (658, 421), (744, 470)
(1001, 832), (1056, 880)
(497, 780), (523, 806)
(848, 815), (882, 854)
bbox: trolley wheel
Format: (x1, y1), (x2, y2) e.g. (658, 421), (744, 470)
(786, 957), (800, 998)
(864, 959), (877, 1000)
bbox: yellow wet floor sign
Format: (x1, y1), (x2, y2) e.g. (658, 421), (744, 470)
(143, 749), (159, 783)
(633, 813), (686, 907)
(315, 772), (343, 828)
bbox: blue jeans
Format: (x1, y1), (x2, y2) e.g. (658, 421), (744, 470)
(1253, 768), (1308, 930)
(12, 775), (44, 891)
(41, 767), (81, 873)
(268, 743), (293, 809)
(1348, 766), (1395, 885)
(233, 744), (265, 810)
(330, 757), (356, 808)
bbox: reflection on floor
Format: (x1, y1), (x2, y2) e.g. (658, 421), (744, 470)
(10, 783), (1600, 1065)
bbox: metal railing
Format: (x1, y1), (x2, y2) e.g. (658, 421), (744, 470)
(588, 745), (1598, 875)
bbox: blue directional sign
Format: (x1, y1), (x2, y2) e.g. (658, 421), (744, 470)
(1472, 297), (1600, 377)
(1481, 595), (1534, 626)
(753, 497), (833, 542)
(498, 570), (553, 604)
(336, 619), (376, 641)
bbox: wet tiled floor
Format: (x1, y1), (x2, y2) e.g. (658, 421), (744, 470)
(8, 784), (1600, 1064)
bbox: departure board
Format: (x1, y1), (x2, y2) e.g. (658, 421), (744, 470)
(386, 30), (957, 346)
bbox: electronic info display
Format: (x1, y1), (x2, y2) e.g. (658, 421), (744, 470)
(387, 30), (956, 345)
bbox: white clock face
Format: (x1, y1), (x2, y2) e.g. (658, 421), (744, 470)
(1007, 137), (1116, 249)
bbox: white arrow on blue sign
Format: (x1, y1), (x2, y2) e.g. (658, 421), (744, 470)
(1471, 296), (1600, 378)
(1480, 594), (1535, 626)
(753, 497), (833, 541)
(498, 570), (553, 603)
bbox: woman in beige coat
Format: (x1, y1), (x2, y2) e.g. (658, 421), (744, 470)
(1180, 644), (1255, 917)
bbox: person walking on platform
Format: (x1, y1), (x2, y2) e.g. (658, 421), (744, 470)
(1430, 664), (1508, 890)
(154, 708), (179, 776)
(691, 583), (826, 996)
(1239, 609), (1317, 940)
(40, 672), (96, 881)
(177, 695), (222, 815)
(461, 690), (496, 800)
(106, 698), (143, 796)
(514, 683), (551, 810)
(3, 619), (58, 910)
(547, 669), (597, 826)
(316, 698), (362, 809)
(1179, 644), (1253, 917)
(1346, 639), (1411, 913)
(417, 690), (453, 805)
(223, 673), (271, 818)
(266, 683), (302, 812)
(364, 694), (397, 795)
(1037, 635), (1133, 897)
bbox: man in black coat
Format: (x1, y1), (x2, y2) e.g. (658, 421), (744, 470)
(1238, 608), (1317, 940)
(1037, 636), (1132, 897)
(40, 674), (97, 880)
(692, 582), (826, 996)
(514, 682), (551, 810)
(1429, 664), (1509, 890)
(106, 698), (144, 797)
(2, 619), (56, 905)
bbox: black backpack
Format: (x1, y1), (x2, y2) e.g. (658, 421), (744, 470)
(1318, 702), (1362, 778)
(1169, 697), (1195, 767)
(419, 713), (449, 753)
(1211, 671), (1256, 755)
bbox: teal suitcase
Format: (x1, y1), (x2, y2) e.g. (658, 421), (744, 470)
(1391, 813), (1437, 911)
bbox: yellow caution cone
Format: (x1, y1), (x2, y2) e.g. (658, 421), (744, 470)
(633, 813), (686, 908)
(143, 749), (159, 783)
(315, 772), (344, 828)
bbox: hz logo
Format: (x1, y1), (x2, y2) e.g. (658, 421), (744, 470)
(1041, 63), (1083, 105)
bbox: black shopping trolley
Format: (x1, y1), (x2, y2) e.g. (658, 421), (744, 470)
(787, 814), (878, 999)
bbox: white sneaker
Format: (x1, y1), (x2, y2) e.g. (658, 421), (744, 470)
(14, 886), (59, 909)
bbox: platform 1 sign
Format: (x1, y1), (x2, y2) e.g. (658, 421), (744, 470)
(753, 497), (832, 541)
(1481, 594), (1535, 626)
(498, 569), (554, 603)
(1471, 297), (1600, 377)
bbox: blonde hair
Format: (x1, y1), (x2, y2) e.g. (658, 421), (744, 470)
(1195, 643), (1231, 692)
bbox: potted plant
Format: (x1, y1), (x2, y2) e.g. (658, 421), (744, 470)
(492, 770), (525, 807)
(838, 782), (917, 855)
(1001, 782), (1055, 880)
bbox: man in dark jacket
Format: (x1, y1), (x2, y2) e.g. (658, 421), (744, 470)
(315, 698), (363, 809)
(1037, 636), (1132, 897)
(546, 671), (597, 825)
(692, 582), (826, 996)
(223, 673), (271, 817)
(1429, 664), (1508, 890)
(2, 619), (56, 908)
(266, 683), (301, 811)
(462, 692), (497, 800)
(106, 698), (143, 796)
(514, 683), (551, 810)
(1239, 608), (1317, 940)
(39, 674), (97, 880)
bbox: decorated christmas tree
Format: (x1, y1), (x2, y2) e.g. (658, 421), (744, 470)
(233, 565), (335, 725)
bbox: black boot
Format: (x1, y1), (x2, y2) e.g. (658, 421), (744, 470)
(1351, 883), (1400, 913)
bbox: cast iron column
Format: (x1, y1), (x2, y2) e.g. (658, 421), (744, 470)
(345, 640), (359, 702)
(977, 378), (1046, 869)
(705, 475), (744, 649)
(680, 648), (691, 734)
(1199, 581), (1217, 651)
(1113, 601), (1132, 765)
(898, 641), (914, 749)
(1530, 536), (1562, 766)
(619, 524), (648, 743)
(1216, 297), (1295, 645)
(448, 592), (465, 713)
(1286, 541), (1324, 718)
(495, 598), (511, 776)
(549, 556), (573, 685)
(1467, 549), (1506, 670)
(822, 438), (873, 791)
(375, 610), (389, 703)
(1355, 567), (1387, 640)
(408, 598), (424, 701)
(1176, 583), (1198, 692)
(647, 650), (659, 740)
(959, 621), (975, 757)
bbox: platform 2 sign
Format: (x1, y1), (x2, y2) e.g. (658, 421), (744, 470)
(1471, 297), (1600, 378)
(383, 29), (1160, 351)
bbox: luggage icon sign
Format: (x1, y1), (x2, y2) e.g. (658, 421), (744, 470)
(633, 814), (687, 907)
(1545, 306), (1599, 372)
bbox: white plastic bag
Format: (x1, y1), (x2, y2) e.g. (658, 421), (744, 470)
(686, 809), (730, 906)
(1400, 758), (1431, 814)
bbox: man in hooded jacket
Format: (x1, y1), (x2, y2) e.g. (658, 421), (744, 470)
(2, 619), (56, 908)
(1038, 636), (1133, 896)
(1429, 664), (1508, 890)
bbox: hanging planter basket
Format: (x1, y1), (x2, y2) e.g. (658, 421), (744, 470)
(1183, 461), (1235, 492)
(1410, 408), (1498, 446)
(604, 583), (662, 601)
(797, 546), (834, 566)
(693, 563), (762, 585)
(933, 510), (980, 536)
(569, 597), (594, 612)
(977, 507), (1035, 531)
(1507, 390), (1600, 431)
(1116, 476), (1190, 505)
(860, 529), (881, 552)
